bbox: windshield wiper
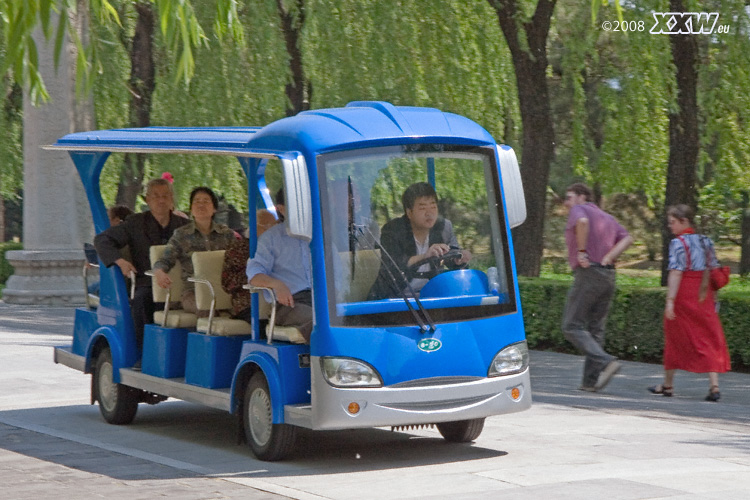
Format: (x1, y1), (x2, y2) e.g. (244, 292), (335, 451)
(347, 177), (357, 278)
(355, 224), (436, 333)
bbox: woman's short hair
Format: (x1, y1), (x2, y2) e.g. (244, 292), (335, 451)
(189, 186), (219, 210)
(667, 204), (694, 225)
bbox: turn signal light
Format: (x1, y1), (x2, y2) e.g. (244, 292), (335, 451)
(511, 387), (521, 400)
(348, 402), (360, 414)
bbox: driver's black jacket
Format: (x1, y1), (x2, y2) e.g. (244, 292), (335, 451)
(367, 215), (460, 300)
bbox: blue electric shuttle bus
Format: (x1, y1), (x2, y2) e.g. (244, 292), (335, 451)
(51, 101), (531, 461)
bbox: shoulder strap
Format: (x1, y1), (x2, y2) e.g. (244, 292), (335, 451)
(697, 234), (717, 269)
(676, 235), (691, 271)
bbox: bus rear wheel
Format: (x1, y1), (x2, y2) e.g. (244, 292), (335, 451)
(94, 347), (139, 425)
(244, 372), (296, 461)
(437, 418), (485, 443)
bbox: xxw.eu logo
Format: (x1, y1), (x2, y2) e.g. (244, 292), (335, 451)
(650, 12), (727, 34)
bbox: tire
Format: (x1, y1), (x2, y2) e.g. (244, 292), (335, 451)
(94, 348), (139, 425)
(244, 372), (296, 461)
(436, 418), (485, 443)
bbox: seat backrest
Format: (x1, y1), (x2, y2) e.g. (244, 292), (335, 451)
(192, 250), (233, 311)
(338, 249), (381, 302)
(149, 245), (184, 302)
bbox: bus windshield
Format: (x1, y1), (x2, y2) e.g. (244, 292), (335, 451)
(319, 144), (517, 328)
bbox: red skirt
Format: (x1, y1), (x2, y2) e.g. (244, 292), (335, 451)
(663, 271), (730, 373)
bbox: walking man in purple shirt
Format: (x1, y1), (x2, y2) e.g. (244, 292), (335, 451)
(563, 183), (633, 392)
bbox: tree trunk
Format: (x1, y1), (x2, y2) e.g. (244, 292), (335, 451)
(661, 0), (699, 285)
(0, 192), (5, 242)
(741, 191), (750, 276)
(489, 0), (557, 277)
(276, 0), (310, 116)
(115, 2), (156, 210)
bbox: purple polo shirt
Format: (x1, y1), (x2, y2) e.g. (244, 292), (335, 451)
(566, 203), (629, 269)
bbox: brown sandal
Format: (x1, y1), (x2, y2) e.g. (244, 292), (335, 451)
(648, 385), (673, 397)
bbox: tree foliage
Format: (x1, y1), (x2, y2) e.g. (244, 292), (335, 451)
(0, 0), (243, 103)
(0, 21), (23, 198)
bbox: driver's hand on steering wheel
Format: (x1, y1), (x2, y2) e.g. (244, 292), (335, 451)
(458, 249), (472, 264)
(425, 243), (450, 259)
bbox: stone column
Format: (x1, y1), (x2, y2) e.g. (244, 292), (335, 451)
(3, 11), (94, 305)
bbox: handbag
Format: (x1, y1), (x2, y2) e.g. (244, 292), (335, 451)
(710, 265), (730, 290)
(699, 235), (730, 290)
(677, 235), (730, 292)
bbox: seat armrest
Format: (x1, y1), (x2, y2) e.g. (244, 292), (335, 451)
(82, 263), (100, 309)
(146, 270), (175, 327)
(243, 284), (278, 344)
(189, 276), (217, 334)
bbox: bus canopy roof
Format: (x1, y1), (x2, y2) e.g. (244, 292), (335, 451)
(50, 101), (495, 156)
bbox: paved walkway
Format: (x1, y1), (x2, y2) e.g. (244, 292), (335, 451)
(1, 303), (749, 499)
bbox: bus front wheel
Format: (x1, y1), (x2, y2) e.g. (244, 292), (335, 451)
(94, 347), (139, 425)
(244, 372), (296, 461)
(437, 418), (485, 443)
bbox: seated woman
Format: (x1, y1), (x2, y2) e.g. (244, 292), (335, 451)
(153, 186), (239, 314)
(368, 182), (471, 300)
(221, 208), (280, 323)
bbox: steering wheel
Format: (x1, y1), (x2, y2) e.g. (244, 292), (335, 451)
(407, 249), (465, 272)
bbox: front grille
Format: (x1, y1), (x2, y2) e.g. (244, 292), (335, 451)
(377, 394), (493, 412)
(389, 376), (482, 388)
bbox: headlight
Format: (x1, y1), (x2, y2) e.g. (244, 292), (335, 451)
(321, 357), (383, 387)
(488, 341), (529, 377)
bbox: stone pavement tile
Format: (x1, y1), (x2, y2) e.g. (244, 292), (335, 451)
(0, 423), (285, 500)
(475, 456), (748, 488)
(421, 478), (680, 500)
(276, 471), (516, 500)
(598, 432), (750, 460)
(663, 491), (750, 500)
(634, 469), (750, 499)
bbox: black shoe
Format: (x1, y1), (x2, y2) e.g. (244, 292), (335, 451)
(705, 386), (720, 402)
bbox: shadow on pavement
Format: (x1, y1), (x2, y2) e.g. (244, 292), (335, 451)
(0, 401), (506, 481)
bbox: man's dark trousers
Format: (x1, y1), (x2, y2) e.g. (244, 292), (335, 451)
(562, 266), (618, 388)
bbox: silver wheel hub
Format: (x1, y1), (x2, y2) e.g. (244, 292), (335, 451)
(98, 360), (117, 412)
(248, 387), (272, 446)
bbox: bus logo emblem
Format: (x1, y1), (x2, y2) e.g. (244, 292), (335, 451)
(418, 338), (442, 352)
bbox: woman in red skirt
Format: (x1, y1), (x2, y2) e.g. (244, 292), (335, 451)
(648, 204), (730, 401)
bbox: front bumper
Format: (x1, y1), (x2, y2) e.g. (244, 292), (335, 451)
(308, 361), (531, 430)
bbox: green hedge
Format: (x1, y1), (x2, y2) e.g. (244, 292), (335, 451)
(0, 241), (22, 284)
(519, 278), (750, 372)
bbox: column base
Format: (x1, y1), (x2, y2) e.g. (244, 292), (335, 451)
(3, 250), (87, 305)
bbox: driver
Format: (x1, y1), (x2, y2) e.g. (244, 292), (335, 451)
(368, 182), (471, 299)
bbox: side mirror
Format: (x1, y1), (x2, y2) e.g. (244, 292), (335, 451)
(495, 145), (526, 229)
(281, 153), (312, 241)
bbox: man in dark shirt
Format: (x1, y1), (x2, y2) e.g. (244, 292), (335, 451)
(94, 178), (188, 352)
(368, 182), (471, 299)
